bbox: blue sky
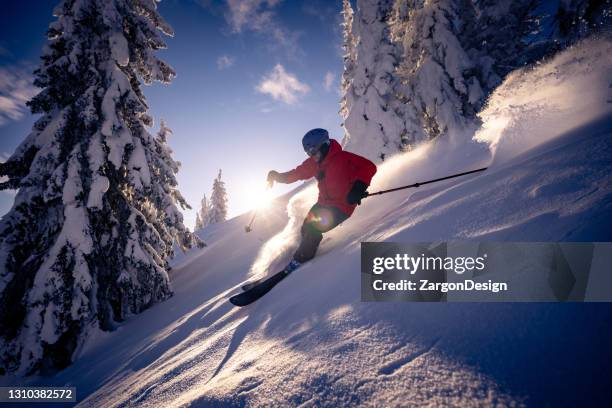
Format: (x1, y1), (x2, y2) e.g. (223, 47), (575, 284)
(0, 0), (345, 229)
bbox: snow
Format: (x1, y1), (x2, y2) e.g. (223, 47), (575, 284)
(86, 175), (109, 209)
(128, 137), (152, 188)
(109, 32), (129, 67)
(474, 38), (612, 165)
(61, 152), (82, 205)
(40, 304), (59, 344)
(100, 64), (131, 143)
(4, 39), (611, 404)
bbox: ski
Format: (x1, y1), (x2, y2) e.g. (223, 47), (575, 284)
(242, 278), (264, 292)
(230, 261), (301, 307)
(241, 262), (298, 291)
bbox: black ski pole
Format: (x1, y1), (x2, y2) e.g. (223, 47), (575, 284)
(366, 167), (488, 197)
(245, 211), (257, 233)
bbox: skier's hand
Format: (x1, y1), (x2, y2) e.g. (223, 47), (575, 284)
(267, 170), (280, 184)
(347, 180), (369, 205)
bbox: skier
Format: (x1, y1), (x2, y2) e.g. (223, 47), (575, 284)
(267, 128), (377, 269)
(232, 131), (485, 307)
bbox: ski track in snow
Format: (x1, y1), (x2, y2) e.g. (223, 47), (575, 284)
(4, 39), (612, 407)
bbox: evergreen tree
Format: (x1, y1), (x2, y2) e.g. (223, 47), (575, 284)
(467, 1), (542, 112)
(342, 0), (407, 162)
(390, 0), (486, 145)
(340, 0), (608, 161)
(388, 0), (606, 147)
(153, 120), (205, 250)
(0, 0), (201, 375)
(195, 194), (210, 230)
(207, 170), (228, 225)
(340, 0), (357, 142)
(195, 213), (202, 230)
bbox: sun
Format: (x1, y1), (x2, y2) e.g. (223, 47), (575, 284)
(251, 183), (274, 210)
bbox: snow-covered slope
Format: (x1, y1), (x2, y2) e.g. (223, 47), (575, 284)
(10, 39), (612, 406)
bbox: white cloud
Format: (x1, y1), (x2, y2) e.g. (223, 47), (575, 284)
(256, 64), (310, 104)
(220, 0), (303, 59)
(323, 71), (335, 92)
(0, 65), (37, 127)
(225, 0), (281, 33)
(217, 55), (235, 70)
(268, 26), (304, 60)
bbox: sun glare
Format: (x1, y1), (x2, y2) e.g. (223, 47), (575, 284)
(251, 184), (274, 209)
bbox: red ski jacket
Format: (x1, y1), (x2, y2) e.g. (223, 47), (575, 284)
(280, 139), (377, 216)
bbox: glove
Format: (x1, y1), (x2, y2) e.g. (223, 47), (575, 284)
(267, 170), (280, 184)
(346, 180), (369, 205)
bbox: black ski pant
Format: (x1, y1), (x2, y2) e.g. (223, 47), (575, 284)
(293, 203), (349, 263)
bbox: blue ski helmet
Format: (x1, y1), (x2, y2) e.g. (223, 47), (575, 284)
(302, 128), (330, 156)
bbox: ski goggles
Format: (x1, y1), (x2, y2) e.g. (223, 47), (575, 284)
(304, 140), (329, 157)
(304, 145), (319, 157)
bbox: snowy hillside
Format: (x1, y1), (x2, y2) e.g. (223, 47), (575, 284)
(10, 39), (612, 406)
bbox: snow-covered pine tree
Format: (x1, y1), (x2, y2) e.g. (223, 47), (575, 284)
(340, 0), (357, 141)
(0, 0), (202, 375)
(341, 0), (610, 162)
(153, 120), (205, 250)
(206, 170), (228, 225)
(386, 0), (488, 146)
(457, 0), (538, 91)
(194, 194), (210, 230)
(195, 213), (202, 231)
(340, 0), (514, 158)
(388, 0), (602, 146)
(341, 0), (407, 162)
